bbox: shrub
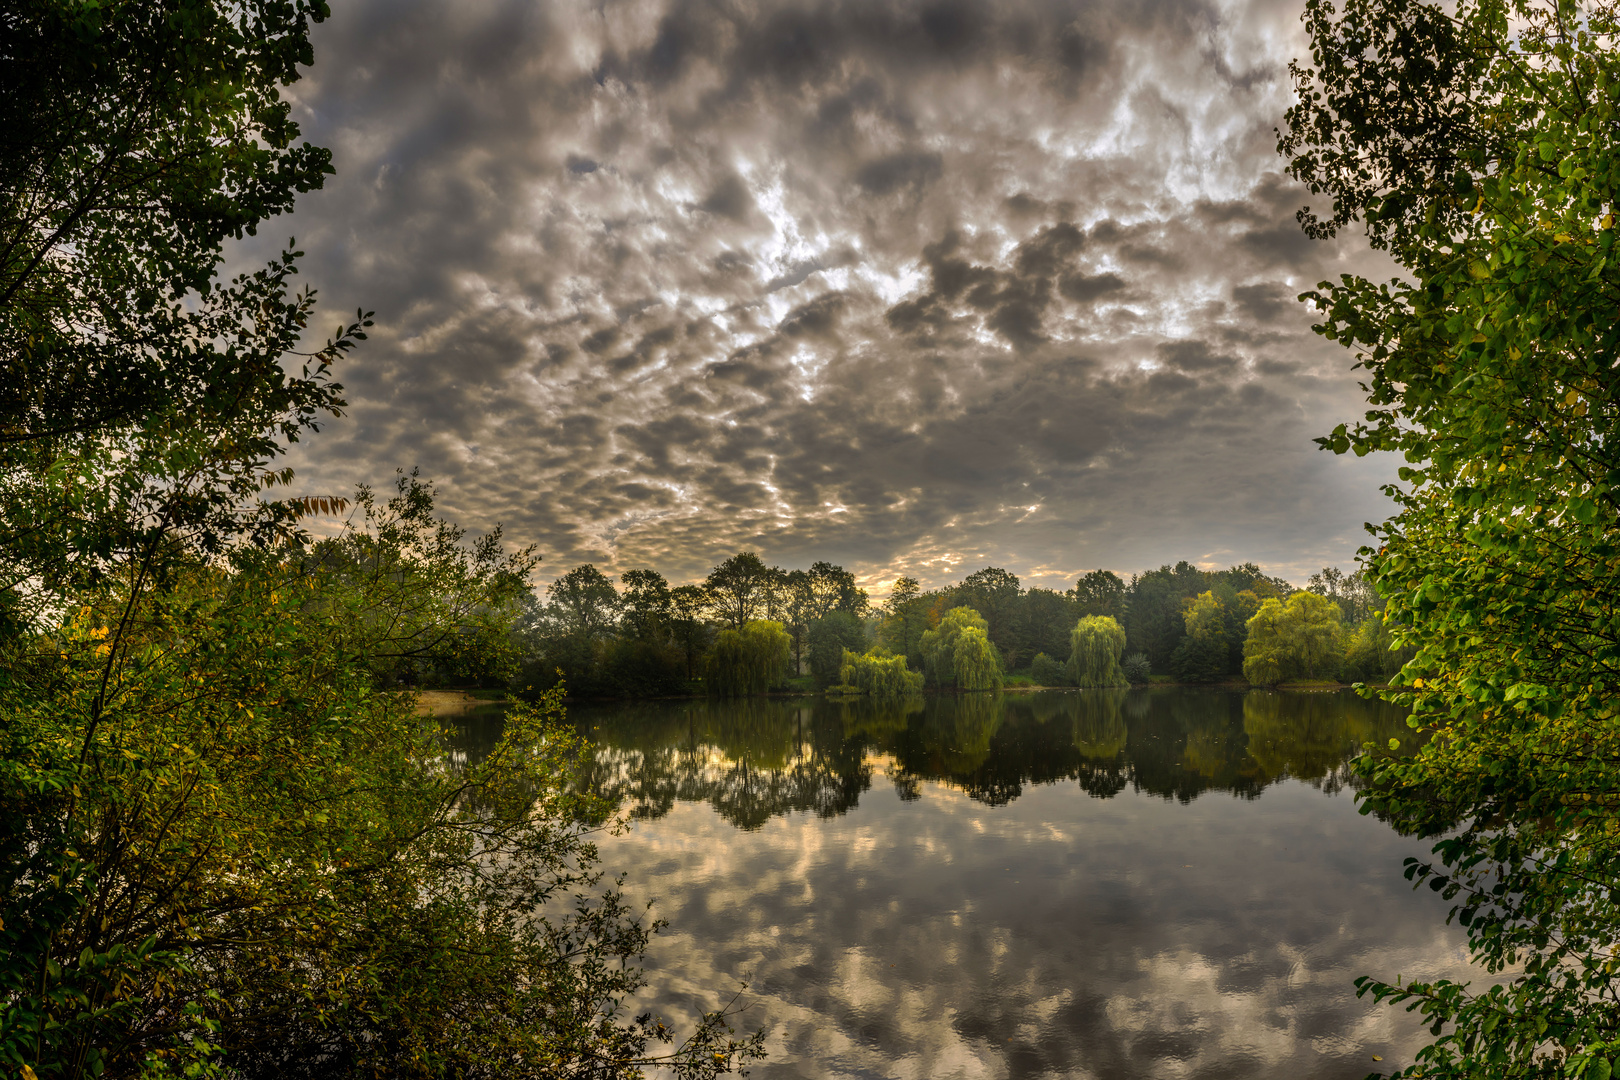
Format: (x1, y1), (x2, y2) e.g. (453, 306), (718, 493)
(1030, 652), (1069, 686)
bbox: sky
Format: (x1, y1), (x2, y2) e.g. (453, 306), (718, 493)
(251, 0), (1402, 596)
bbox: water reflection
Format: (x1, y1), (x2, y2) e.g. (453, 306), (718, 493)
(439, 690), (1466, 1080)
(532, 689), (1413, 828)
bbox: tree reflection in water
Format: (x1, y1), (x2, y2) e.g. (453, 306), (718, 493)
(438, 689), (1413, 830)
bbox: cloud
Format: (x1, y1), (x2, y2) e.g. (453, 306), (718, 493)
(251, 0), (1400, 592)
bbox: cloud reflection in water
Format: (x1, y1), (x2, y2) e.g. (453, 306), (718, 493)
(449, 690), (1476, 1078)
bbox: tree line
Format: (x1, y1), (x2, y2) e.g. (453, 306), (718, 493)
(506, 553), (1412, 698)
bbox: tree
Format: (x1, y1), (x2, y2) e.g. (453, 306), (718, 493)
(1307, 565), (1382, 623)
(1213, 562), (1293, 601)
(1030, 652), (1069, 686)
(951, 625), (1004, 692)
(1022, 588), (1079, 663)
(956, 567), (1025, 667)
(1121, 562), (1211, 672)
(0, 5), (764, 1073)
(807, 611), (866, 687)
(1170, 592), (1229, 683)
(619, 568), (673, 641)
(1066, 616), (1130, 688)
(1340, 611), (1409, 685)
(919, 607), (1003, 691)
(1, 0), (367, 614)
(706, 619), (792, 697)
(0, 486), (763, 1080)
(1284, 0), (1620, 1070)
(801, 560), (865, 620)
(875, 577), (929, 666)
(1071, 570), (1125, 619)
(1241, 592), (1344, 686)
(704, 552), (774, 630)
(547, 565), (621, 641)
(669, 584), (714, 681)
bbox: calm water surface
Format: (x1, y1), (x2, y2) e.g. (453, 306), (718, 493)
(444, 689), (1477, 1080)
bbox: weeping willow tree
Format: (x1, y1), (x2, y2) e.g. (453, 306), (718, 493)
(1240, 592), (1344, 686)
(1065, 615), (1129, 688)
(919, 607), (1003, 690)
(839, 648), (924, 697)
(706, 619), (791, 697)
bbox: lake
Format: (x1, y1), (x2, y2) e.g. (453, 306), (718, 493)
(442, 688), (1477, 1079)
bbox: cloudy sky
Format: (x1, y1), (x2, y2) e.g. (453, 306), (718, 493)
(253, 0), (1399, 594)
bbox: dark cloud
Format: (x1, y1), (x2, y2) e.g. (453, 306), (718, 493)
(254, 0), (1399, 593)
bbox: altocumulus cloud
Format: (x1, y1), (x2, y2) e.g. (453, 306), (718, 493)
(254, 0), (1400, 592)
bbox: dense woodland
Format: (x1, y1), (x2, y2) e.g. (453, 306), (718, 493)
(497, 554), (1410, 699)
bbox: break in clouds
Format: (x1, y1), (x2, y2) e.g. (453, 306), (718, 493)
(258, 0), (1400, 593)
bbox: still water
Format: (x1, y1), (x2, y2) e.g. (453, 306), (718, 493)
(444, 689), (1477, 1080)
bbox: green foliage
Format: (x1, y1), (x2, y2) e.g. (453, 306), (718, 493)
(547, 564), (622, 641)
(951, 624), (1002, 691)
(619, 568), (674, 640)
(706, 619), (792, 697)
(1121, 652), (1153, 684)
(1066, 616), (1129, 688)
(955, 567), (1026, 667)
(1071, 569), (1126, 618)
(299, 472), (535, 688)
(1340, 613), (1410, 684)
(1, 0), (369, 610)
(600, 636), (689, 698)
(920, 607), (1004, 690)
(838, 649), (924, 697)
(875, 577), (927, 662)
(807, 611), (866, 686)
(1241, 592), (1345, 686)
(1307, 566), (1383, 623)
(1171, 592), (1231, 683)
(0, 6), (767, 1074)
(704, 552), (775, 630)
(1030, 652), (1069, 686)
(0, 498), (763, 1080)
(1283, 0), (1620, 1070)
(1120, 562), (1212, 670)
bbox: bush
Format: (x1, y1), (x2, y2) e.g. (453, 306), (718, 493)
(1122, 653), (1152, 683)
(1030, 652), (1069, 686)
(601, 637), (688, 697)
